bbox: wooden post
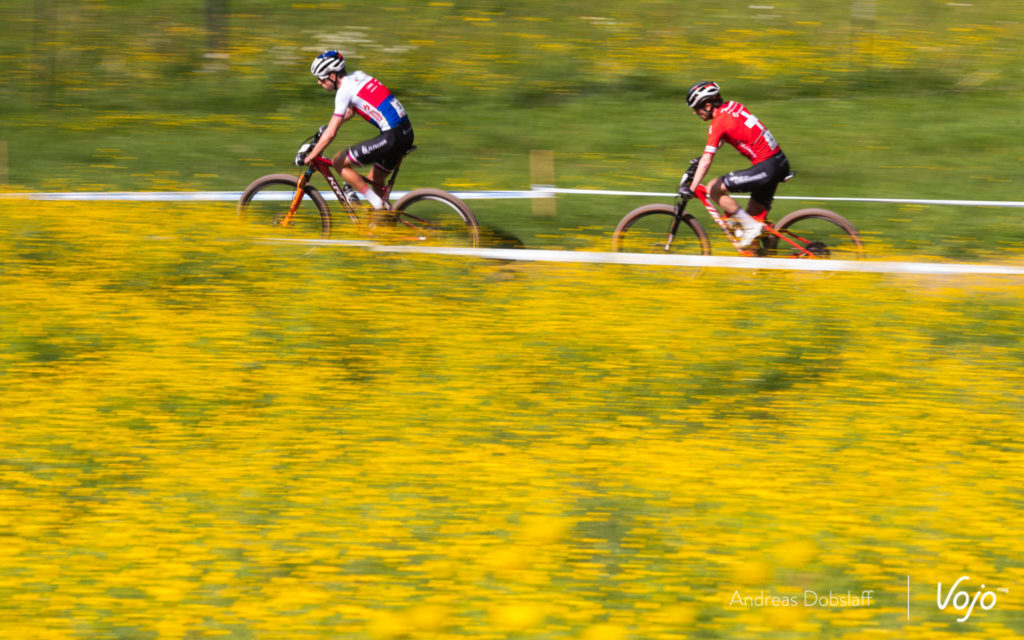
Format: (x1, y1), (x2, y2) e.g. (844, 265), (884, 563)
(0, 141), (8, 186)
(530, 149), (556, 216)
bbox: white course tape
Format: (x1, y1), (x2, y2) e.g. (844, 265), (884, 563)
(0, 190), (546, 202)
(0, 191), (246, 202)
(541, 187), (1024, 208)
(8, 188), (1024, 275)
(262, 238), (1024, 276)
(3, 188), (1022, 207)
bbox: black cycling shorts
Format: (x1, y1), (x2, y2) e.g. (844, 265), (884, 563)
(346, 122), (415, 172)
(722, 151), (791, 208)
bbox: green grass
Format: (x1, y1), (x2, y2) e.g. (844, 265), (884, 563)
(2, 0), (1023, 256)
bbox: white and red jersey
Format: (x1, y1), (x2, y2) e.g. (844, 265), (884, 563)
(704, 101), (780, 164)
(334, 70), (409, 132)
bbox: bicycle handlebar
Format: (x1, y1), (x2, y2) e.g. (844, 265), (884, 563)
(294, 126), (330, 166)
(674, 157), (702, 204)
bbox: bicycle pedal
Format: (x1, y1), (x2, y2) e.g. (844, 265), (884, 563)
(342, 185), (361, 202)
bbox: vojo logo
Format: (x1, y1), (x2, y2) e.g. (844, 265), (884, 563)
(937, 576), (1006, 622)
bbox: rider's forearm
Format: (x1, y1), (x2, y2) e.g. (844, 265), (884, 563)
(690, 153), (714, 190)
(312, 126), (339, 157)
(310, 135), (335, 159)
(307, 115), (343, 160)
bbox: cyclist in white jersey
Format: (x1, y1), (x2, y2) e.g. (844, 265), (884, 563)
(299, 50), (415, 210)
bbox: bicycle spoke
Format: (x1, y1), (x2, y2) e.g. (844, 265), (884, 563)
(238, 175), (331, 240)
(390, 190), (479, 247)
(765, 210), (863, 259)
(613, 205), (710, 256)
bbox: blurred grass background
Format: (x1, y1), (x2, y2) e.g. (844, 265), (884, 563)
(1, 0), (1022, 254)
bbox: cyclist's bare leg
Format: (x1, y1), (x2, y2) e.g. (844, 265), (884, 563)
(332, 150), (369, 192)
(366, 165), (391, 198)
(333, 151), (389, 208)
(710, 177), (768, 218)
(708, 177), (741, 216)
(746, 199), (768, 218)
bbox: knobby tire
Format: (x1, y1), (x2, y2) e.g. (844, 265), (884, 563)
(390, 188), (480, 248)
(764, 208), (863, 259)
(612, 204), (712, 256)
(238, 174), (332, 239)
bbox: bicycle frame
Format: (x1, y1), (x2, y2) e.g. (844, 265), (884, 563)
(688, 184), (823, 258)
(614, 160), (861, 259)
(281, 154), (404, 227)
(239, 130), (480, 248)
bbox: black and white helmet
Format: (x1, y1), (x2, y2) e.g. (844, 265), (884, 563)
(311, 50), (346, 79)
(686, 81), (721, 108)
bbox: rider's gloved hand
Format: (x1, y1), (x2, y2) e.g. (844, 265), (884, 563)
(678, 184), (695, 200)
(294, 142), (313, 167)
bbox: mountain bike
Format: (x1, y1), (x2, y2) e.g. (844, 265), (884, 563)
(238, 128), (479, 247)
(612, 159), (863, 259)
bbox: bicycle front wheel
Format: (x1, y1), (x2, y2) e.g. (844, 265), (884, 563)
(237, 173), (332, 240)
(764, 208), (863, 259)
(612, 204), (711, 255)
(390, 188), (480, 248)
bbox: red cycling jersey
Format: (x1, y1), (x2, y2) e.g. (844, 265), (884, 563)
(704, 101), (780, 164)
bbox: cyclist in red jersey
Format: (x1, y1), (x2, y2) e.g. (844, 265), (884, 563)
(680, 81), (791, 247)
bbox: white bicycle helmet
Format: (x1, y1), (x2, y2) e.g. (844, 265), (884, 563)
(311, 50), (346, 79)
(686, 81), (721, 108)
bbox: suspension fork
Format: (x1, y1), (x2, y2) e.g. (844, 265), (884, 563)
(662, 205), (687, 252)
(282, 168), (314, 227)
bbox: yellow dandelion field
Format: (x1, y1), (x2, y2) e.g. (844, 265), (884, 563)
(4, 0), (1023, 635)
(1, 200), (1021, 638)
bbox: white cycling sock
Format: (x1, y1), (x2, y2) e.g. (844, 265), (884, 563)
(360, 186), (384, 210)
(731, 209), (760, 230)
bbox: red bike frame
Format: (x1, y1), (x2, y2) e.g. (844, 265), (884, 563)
(283, 153), (405, 228)
(691, 184), (822, 258)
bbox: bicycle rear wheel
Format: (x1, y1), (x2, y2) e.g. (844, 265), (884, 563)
(237, 173), (331, 240)
(389, 188), (480, 247)
(612, 204), (711, 255)
(763, 208), (863, 259)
